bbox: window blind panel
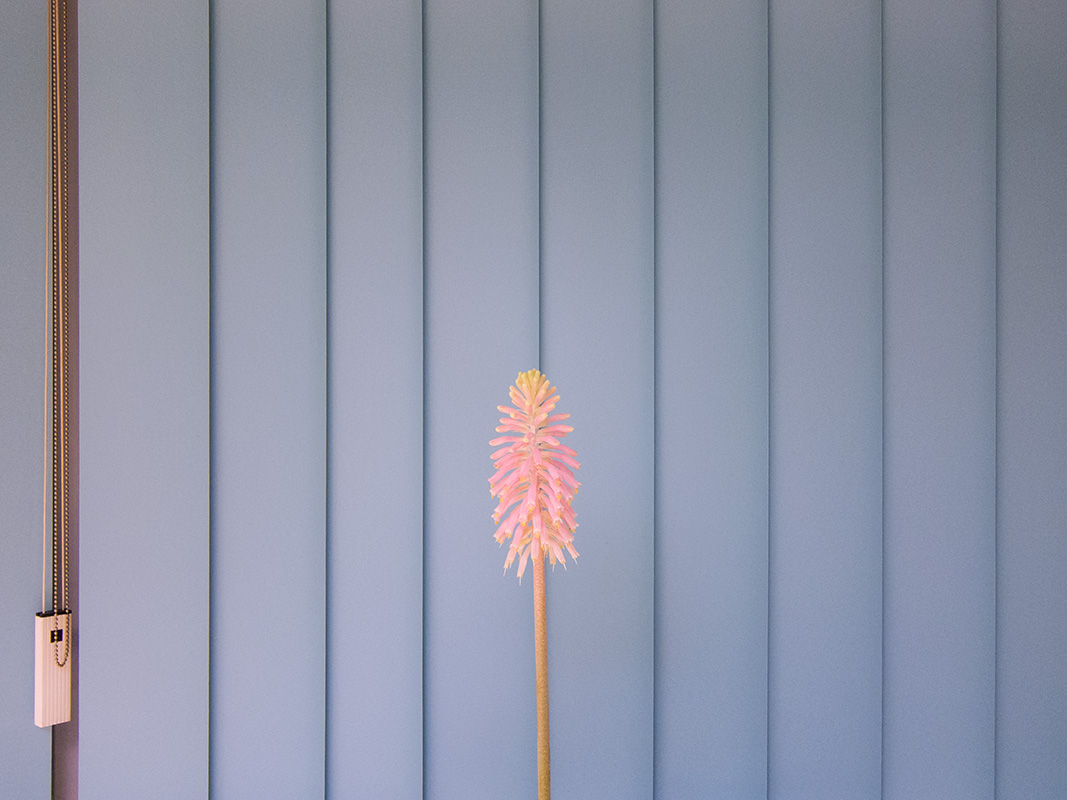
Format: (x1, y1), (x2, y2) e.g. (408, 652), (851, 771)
(78, 2), (210, 797)
(540, 0), (655, 796)
(768, 0), (883, 796)
(0, 3), (51, 797)
(996, 1), (1067, 795)
(654, 0), (769, 796)
(422, 0), (540, 795)
(209, 2), (327, 795)
(325, 3), (424, 797)
(882, 1), (997, 796)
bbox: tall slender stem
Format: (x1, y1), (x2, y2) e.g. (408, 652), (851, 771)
(533, 550), (550, 799)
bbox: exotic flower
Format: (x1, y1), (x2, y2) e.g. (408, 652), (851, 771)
(489, 369), (580, 581)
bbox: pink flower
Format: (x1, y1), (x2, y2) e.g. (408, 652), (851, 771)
(489, 369), (581, 581)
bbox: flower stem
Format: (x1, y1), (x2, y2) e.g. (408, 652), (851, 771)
(533, 550), (550, 800)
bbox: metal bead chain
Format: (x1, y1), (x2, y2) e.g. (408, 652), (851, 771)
(53, 614), (70, 668)
(49, 0), (72, 671)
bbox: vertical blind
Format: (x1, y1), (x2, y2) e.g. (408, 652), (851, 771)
(0, 2), (52, 798)
(67, 0), (1067, 798)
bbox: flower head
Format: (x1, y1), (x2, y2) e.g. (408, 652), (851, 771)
(489, 369), (580, 581)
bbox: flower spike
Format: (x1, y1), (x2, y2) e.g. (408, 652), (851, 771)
(489, 369), (580, 581)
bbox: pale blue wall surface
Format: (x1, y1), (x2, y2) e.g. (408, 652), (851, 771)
(654, 1), (769, 795)
(1, 1), (1065, 797)
(882, 1), (997, 796)
(422, 2), (540, 796)
(541, 1), (655, 795)
(326, 2), (424, 797)
(997, 1), (1067, 796)
(78, 3), (210, 798)
(769, 1), (884, 795)
(209, 1), (327, 796)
